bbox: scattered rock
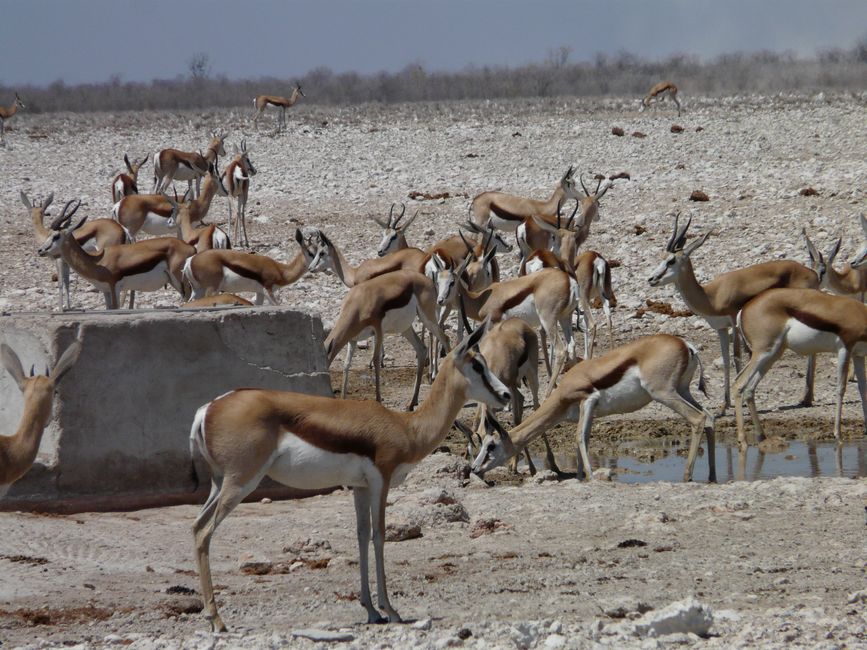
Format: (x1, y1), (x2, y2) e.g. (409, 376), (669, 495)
(611, 127), (625, 136)
(695, 126), (704, 132)
(671, 124), (684, 133)
(632, 597), (713, 638)
(385, 521), (423, 542)
(847, 589), (867, 604)
(593, 467), (613, 481)
(162, 597), (203, 616)
(689, 190), (710, 202)
(510, 622), (541, 649)
(631, 131), (647, 138)
(609, 171), (631, 180)
(617, 538), (648, 549)
(291, 628), (355, 642)
(413, 618), (433, 630)
(634, 224), (647, 235)
(239, 554), (273, 575)
(531, 469), (560, 484)
(470, 517), (509, 538)
(799, 187), (819, 196)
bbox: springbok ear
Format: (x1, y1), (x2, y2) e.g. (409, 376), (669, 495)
(124, 154), (133, 173)
(50, 340), (82, 382)
(683, 230), (711, 257)
(531, 215), (558, 234)
(1, 344), (27, 391)
(20, 191), (31, 209)
(826, 237), (842, 263)
(456, 318), (488, 356)
(43, 192), (54, 211)
(402, 210), (419, 232)
(295, 229), (304, 246)
(803, 229), (820, 266)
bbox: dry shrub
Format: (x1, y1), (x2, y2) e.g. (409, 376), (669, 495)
(611, 126), (625, 136)
(408, 190), (464, 201)
(689, 190), (710, 201)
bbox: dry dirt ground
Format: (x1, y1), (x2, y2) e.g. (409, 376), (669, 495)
(0, 94), (866, 648)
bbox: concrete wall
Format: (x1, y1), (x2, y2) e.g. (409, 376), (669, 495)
(0, 306), (332, 512)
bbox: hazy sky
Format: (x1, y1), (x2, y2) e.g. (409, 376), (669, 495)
(1, 0), (865, 86)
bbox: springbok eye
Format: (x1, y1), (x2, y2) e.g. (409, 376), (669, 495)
(472, 359), (484, 372)
(666, 258), (675, 267)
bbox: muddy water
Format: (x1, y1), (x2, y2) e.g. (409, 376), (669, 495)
(534, 438), (867, 483)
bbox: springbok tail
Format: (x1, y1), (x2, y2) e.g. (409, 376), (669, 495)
(686, 341), (709, 397)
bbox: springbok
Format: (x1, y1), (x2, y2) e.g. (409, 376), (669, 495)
(639, 81), (681, 116)
(111, 154), (149, 203)
(222, 140), (257, 247)
(166, 163), (230, 252)
(324, 269), (451, 410)
(1, 339), (81, 496)
(648, 214), (819, 415)
(436, 259), (579, 396)
(183, 229), (320, 305)
(0, 92), (24, 143)
(112, 193), (185, 241)
(472, 334), (716, 483)
(189, 322), (509, 631)
(733, 288), (867, 448)
(37, 204), (195, 309)
(22, 193), (128, 311)
(469, 166), (582, 232)
(848, 215), (867, 269)
(152, 130), (227, 197)
(253, 83), (305, 132)
(804, 229), (867, 300)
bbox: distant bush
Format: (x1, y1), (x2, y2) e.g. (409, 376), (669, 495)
(2, 47), (865, 114)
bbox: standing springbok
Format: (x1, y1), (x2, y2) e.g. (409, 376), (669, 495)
(733, 288), (867, 448)
(639, 81), (681, 116)
(22, 193), (129, 311)
(469, 166), (582, 232)
(309, 230), (428, 287)
(253, 83), (305, 131)
(189, 322), (510, 631)
(324, 269), (451, 410)
(166, 163), (230, 252)
(183, 229), (320, 305)
(111, 154), (149, 203)
(648, 215), (819, 414)
(152, 130), (227, 197)
(0, 92), (25, 143)
(38, 206), (195, 309)
(1, 339), (81, 496)
(112, 192), (184, 241)
(222, 140), (257, 247)
(804, 229), (867, 300)
(436, 259), (579, 396)
(472, 334), (716, 483)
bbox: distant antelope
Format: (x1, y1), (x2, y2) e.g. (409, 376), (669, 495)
(183, 230), (320, 305)
(733, 288), (867, 447)
(0, 339), (81, 496)
(0, 92), (24, 143)
(189, 322), (508, 632)
(38, 203), (195, 309)
(152, 130), (227, 197)
(111, 154), (149, 203)
(469, 166), (582, 232)
(253, 83), (305, 132)
(648, 214), (819, 414)
(222, 140), (257, 247)
(22, 193), (128, 311)
(325, 270), (451, 410)
(639, 81), (681, 116)
(472, 334), (716, 483)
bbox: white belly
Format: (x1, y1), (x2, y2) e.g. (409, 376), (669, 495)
(784, 319), (840, 355)
(140, 213), (176, 236)
(220, 268), (264, 294)
(116, 262), (171, 293)
(503, 295), (541, 328)
(171, 166), (199, 182)
(489, 213), (522, 233)
(267, 432), (375, 490)
(380, 297), (418, 334)
(593, 367), (652, 417)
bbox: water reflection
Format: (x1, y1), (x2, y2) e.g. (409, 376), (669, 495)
(530, 438), (867, 483)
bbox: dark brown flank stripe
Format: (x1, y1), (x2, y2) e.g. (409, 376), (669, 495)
(150, 205), (173, 218)
(501, 285), (534, 312)
(787, 308), (843, 337)
(223, 258), (266, 282)
(489, 203), (527, 222)
(279, 414), (376, 459)
(592, 358), (635, 390)
(380, 282), (414, 313)
(120, 254), (166, 277)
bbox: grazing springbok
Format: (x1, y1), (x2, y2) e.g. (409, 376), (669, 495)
(253, 83), (305, 131)
(183, 229), (320, 305)
(189, 322), (509, 631)
(473, 318), (560, 474)
(22, 193), (128, 311)
(804, 229), (867, 300)
(222, 140), (257, 247)
(166, 163), (230, 252)
(733, 288), (867, 448)
(0, 92), (24, 143)
(472, 334), (716, 483)
(0, 339), (81, 496)
(38, 205), (195, 309)
(152, 130), (227, 197)
(309, 230), (428, 287)
(639, 81), (682, 116)
(648, 214), (819, 414)
(469, 166), (582, 232)
(111, 154), (149, 203)
(436, 259), (579, 396)
(324, 269), (451, 410)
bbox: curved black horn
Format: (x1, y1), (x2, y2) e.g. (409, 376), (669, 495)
(579, 172), (590, 196)
(50, 199), (80, 230)
(567, 198), (580, 229)
(665, 213), (681, 253)
(387, 203), (396, 227)
(459, 228), (474, 254)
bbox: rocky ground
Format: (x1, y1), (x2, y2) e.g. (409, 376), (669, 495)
(0, 94), (866, 648)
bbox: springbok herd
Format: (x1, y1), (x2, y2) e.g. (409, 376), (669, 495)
(1, 83), (865, 631)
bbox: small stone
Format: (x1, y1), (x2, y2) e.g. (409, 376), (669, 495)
(385, 521), (422, 542)
(847, 589), (867, 604)
(239, 554), (273, 575)
(632, 597), (713, 638)
(413, 618), (433, 630)
(544, 634), (567, 648)
(291, 628), (355, 642)
(260, 497), (272, 504)
(532, 469), (560, 484)
(592, 467), (613, 481)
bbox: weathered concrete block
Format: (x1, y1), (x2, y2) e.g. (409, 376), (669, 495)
(0, 306), (332, 511)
